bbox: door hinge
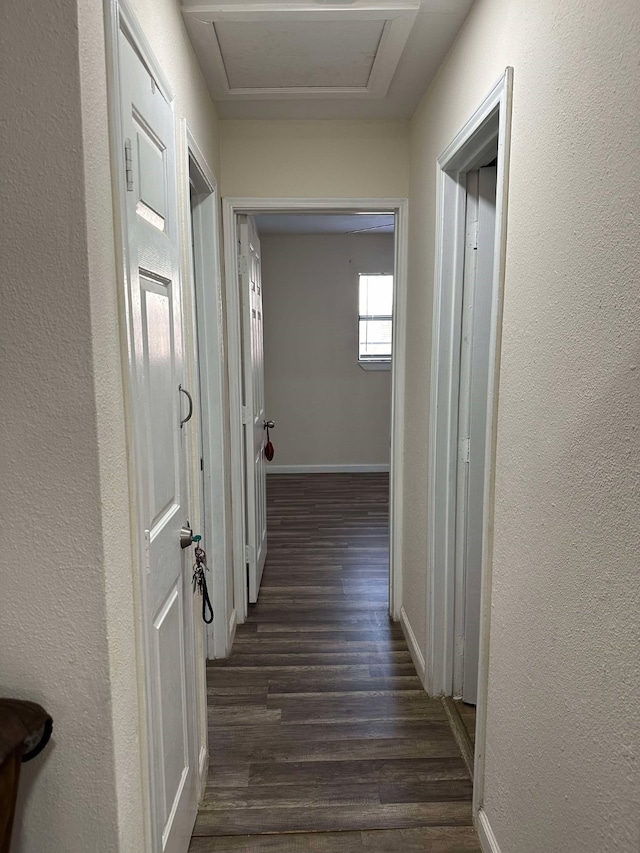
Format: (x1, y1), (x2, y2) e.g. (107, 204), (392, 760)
(238, 254), (249, 278)
(143, 529), (151, 575)
(124, 138), (134, 192)
(200, 457), (204, 472)
(241, 405), (251, 425)
(459, 437), (470, 464)
(245, 544), (255, 564)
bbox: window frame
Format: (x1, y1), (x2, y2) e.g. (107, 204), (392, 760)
(357, 272), (393, 370)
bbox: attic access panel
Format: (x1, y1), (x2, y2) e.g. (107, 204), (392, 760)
(181, 1), (419, 100)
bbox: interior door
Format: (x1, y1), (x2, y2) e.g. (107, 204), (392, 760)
(119, 30), (198, 852)
(238, 215), (268, 603)
(457, 167), (497, 705)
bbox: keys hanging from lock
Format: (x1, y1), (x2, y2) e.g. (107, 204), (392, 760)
(192, 544), (208, 595)
(192, 544), (213, 624)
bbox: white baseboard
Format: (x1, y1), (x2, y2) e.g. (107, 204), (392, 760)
(477, 808), (501, 853)
(399, 606), (426, 687)
(266, 463), (390, 474)
(227, 608), (237, 655)
(197, 744), (208, 799)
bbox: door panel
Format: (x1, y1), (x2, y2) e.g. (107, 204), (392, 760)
(154, 584), (189, 821)
(136, 127), (168, 226)
(141, 277), (179, 523)
(239, 215), (268, 603)
(119, 29), (197, 853)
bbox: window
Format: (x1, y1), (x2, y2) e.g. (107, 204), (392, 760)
(358, 274), (393, 367)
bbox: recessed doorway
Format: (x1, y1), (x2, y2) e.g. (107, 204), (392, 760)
(426, 69), (513, 838)
(221, 198), (408, 636)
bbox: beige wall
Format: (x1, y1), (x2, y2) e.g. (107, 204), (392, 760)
(220, 120), (409, 199)
(261, 233), (393, 468)
(404, 0), (640, 849)
(0, 0), (222, 850)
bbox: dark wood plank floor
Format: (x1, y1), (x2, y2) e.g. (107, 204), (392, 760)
(191, 474), (480, 852)
(454, 702), (477, 751)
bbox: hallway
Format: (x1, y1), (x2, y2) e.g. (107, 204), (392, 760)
(190, 474), (480, 852)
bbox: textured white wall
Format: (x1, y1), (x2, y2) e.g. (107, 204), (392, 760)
(261, 233), (393, 468)
(220, 120), (409, 199)
(404, 0), (640, 849)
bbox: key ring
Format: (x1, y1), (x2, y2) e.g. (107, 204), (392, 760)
(192, 543), (213, 624)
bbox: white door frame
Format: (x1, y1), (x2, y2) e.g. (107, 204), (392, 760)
(222, 197), (408, 625)
(425, 69), (513, 820)
(181, 124), (232, 661)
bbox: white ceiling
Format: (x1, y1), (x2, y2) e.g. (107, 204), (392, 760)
(254, 213), (395, 234)
(181, 0), (475, 120)
(214, 19), (385, 89)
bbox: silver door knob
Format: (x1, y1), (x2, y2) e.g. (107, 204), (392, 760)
(264, 420), (275, 429)
(180, 524), (197, 549)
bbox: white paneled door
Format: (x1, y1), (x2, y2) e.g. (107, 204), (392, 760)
(239, 216), (268, 603)
(119, 30), (197, 853)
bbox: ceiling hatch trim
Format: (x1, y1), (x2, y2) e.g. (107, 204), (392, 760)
(181, 1), (420, 100)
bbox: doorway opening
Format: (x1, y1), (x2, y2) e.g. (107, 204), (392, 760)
(185, 129), (231, 661)
(242, 211), (395, 611)
(222, 199), (408, 634)
(426, 69), (513, 835)
(256, 211), (394, 623)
